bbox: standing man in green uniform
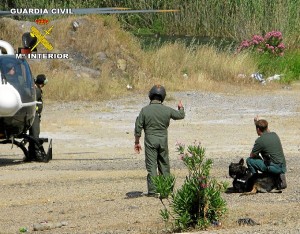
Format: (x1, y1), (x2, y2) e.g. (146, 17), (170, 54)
(27, 74), (48, 162)
(246, 117), (287, 189)
(134, 85), (185, 196)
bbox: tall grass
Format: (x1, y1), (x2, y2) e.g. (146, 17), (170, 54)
(115, 0), (300, 44)
(138, 42), (257, 90)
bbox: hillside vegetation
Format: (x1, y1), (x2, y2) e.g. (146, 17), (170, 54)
(1, 16), (270, 101)
(1, 1), (299, 101)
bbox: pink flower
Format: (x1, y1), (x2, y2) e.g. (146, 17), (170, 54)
(252, 35), (264, 43)
(175, 141), (185, 147)
(237, 31), (285, 56)
(277, 43), (285, 49)
(178, 153), (185, 160)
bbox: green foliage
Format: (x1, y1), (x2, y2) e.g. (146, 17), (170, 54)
(253, 50), (300, 83)
(151, 174), (175, 199)
(153, 141), (227, 232)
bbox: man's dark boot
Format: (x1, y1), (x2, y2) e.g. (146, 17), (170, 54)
(278, 173), (287, 189)
(34, 150), (48, 162)
(25, 145), (37, 162)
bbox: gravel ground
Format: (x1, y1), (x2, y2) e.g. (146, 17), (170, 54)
(0, 85), (299, 233)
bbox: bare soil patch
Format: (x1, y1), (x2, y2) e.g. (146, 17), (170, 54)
(0, 87), (300, 233)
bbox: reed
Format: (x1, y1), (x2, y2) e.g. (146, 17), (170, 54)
(108, 0), (300, 43)
(1, 0), (299, 43)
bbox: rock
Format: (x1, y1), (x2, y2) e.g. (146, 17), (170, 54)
(33, 221), (68, 231)
(73, 65), (101, 78)
(33, 223), (50, 231)
(79, 72), (90, 79)
(95, 52), (108, 62)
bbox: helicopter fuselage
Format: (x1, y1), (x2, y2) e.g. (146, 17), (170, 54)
(0, 40), (52, 162)
(0, 55), (36, 139)
(0, 106), (35, 139)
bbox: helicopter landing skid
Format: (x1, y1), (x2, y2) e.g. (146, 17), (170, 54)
(0, 134), (52, 163)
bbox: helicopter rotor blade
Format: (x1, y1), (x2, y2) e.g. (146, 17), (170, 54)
(72, 7), (130, 14)
(0, 10), (11, 16)
(0, 8), (179, 17)
(72, 8), (179, 15)
(0, 8), (129, 16)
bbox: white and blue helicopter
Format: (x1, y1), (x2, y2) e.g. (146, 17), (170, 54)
(0, 39), (52, 162)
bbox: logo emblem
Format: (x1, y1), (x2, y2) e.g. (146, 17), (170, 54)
(30, 26), (54, 51)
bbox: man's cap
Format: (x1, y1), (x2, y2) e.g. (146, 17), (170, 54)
(35, 74), (48, 85)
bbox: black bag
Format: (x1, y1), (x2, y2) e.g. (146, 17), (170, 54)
(277, 173), (287, 189)
(263, 154), (271, 166)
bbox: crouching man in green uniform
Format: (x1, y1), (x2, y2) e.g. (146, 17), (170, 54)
(246, 117), (287, 189)
(134, 85), (185, 196)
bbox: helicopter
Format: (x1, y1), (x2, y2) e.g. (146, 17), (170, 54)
(0, 39), (52, 162)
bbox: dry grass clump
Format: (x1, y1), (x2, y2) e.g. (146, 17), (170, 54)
(51, 15), (143, 72)
(27, 15), (145, 101)
(29, 59), (130, 101)
(133, 42), (257, 92)
(0, 18), (23, 48)
(194, 46), (257, 82)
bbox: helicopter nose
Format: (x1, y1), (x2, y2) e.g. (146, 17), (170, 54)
(0, 86), (22, 116)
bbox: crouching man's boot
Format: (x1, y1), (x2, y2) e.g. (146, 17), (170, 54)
(277, 173), (287, 189)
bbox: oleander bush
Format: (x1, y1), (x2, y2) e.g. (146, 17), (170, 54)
(152, 141), (228, 232)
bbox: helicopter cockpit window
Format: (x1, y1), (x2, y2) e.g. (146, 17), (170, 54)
(0, 56), (34, 101)
(0, 57), (31, 87)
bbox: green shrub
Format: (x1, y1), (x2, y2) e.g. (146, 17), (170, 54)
(152, 141), (227, 232)
(253, 50), (300, 83)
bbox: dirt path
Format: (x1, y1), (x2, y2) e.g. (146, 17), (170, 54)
(0, 86), (300, 233)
